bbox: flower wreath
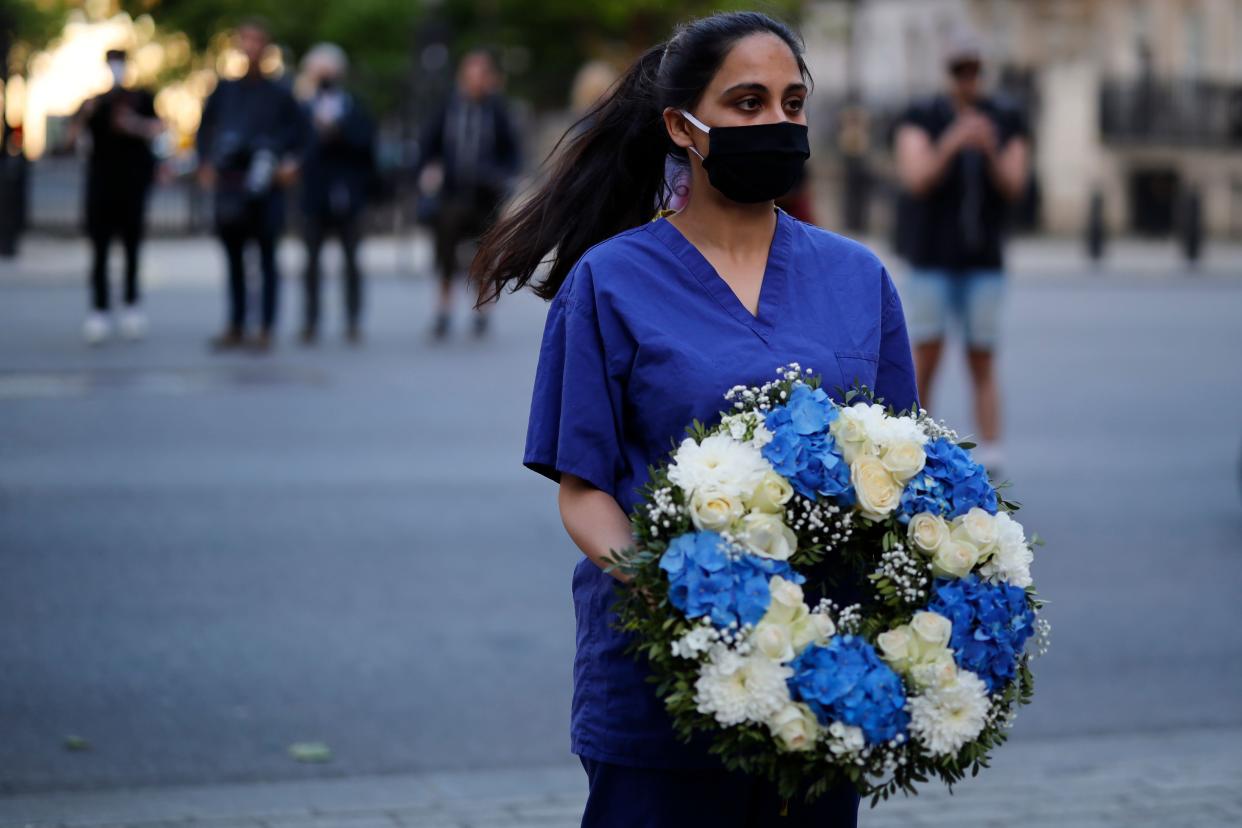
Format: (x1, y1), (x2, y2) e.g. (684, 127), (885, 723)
(605, 365), (1048, 804)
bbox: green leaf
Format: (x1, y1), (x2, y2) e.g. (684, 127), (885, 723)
(63, 735), (91, 752)
(288, 742), (333, 763)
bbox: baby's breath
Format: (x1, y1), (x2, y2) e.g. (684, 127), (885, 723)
(875, 541), (932, 606)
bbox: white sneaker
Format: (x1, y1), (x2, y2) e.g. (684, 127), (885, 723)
(119, 306), (147, 341)
(82, 312), (111, 346)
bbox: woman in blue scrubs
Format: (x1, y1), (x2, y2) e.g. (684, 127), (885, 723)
(472, 12), (917, 827)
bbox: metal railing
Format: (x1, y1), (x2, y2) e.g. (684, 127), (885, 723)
(1100, 77), (1242, 148)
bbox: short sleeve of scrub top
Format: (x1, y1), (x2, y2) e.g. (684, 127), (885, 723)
(523, 210), (919, 769)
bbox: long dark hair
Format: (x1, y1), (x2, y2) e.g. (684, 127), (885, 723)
(471, 11), (809, 305)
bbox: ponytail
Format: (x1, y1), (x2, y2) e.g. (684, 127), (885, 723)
(471, 46), (671, 304)
(470, 11), (809, 305)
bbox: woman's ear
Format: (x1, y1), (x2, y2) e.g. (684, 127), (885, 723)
(662, 107), (696, 151)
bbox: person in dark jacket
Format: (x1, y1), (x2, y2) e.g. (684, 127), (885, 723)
(196, 18), (306, 352)
(893, 29), (1029, 475)
(296, 43), (375, 345)
(415, 50), (520, 340)
(68, 49), (162, 345)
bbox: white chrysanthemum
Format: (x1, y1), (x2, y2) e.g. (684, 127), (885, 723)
(978, 512), (1033, 588)
(694, 643), (792, 727)
(994, 511), (1026, 548)
(825, 721), (866, 756)
(671, 622), (717, 660)
(846, 404), (927, 446)
(668, 434), (772, 500)
(876, 412), (929, 447)
(909, 670), (990, 756)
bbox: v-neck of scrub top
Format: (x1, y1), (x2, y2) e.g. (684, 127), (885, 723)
(650, 209), (792, 341)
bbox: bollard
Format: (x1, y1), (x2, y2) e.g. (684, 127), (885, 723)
(1085, 190), (1106, 263)
(1178, 189), (1202, 266)
(0, 155), (20, 258)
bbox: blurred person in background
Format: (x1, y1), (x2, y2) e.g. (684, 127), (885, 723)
(66, 49), (162, 346)
(415, 49), (519, 341)
(894, 29), (1028, 474)
(473, 11), (916, 824)
(570, 60), (619, 118)
(773, 161), (815, 224)
(196, 18), (305, 353)
(295, 43), (376, 346)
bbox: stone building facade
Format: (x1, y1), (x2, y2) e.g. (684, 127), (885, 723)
(803, 0), (1242, 238)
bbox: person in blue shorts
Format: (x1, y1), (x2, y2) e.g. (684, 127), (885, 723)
(471, 12), (918, 826)
(893, 30), (1029, 474)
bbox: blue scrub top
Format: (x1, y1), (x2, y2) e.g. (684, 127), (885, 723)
(524, 210), (919, 769)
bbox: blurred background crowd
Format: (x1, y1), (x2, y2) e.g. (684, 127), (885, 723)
(3, 0), (1240, 256)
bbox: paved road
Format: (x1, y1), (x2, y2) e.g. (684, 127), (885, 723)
(1, 238), (1241, 821)
(2, 727), (1238, 827)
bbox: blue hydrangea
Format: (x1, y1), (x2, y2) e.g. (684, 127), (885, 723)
(659, 531), (804, 629)
(926, 576), (1036, 693)
(899, 437), (997, 519)
(762, 384), (854, 503)
(786, 635), (909, 744)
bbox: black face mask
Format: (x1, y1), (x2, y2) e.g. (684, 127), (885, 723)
(681, 110), (810, 204)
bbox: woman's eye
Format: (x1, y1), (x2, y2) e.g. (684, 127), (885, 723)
(737, 98), (761, 111)
(785, 98), (805, 112)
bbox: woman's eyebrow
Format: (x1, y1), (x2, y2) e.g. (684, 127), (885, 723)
(720, 82), (770, 96)
(719, 81), (808, 96)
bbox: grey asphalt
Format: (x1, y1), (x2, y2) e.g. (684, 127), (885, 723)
(1, 236), (1241, 813)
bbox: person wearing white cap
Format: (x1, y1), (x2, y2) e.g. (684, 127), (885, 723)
(893, 27), (1029, 476)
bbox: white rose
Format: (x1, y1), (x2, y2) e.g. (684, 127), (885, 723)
(932, 538), (981, 579)
(761, 576), (804, 627)
(688, 488), (744, 532)
(794, 613), (834, 650)
(877, 625), (914, 670)
(830, 409), (876, 464)
(754, 621), (796, 663)
(738, 511), (797, 561)
(953, 507), (998, 555)
(909, 649), (959, 690)
(768, 702), (820, 752)
(768, 575), (804, 610)
(748, 471), (794, 514)
(790, 611), (834, 651)
(910, 611), (953, 649)
(880, 439), (927, 483)
(851, 456), (902, 521)
(907, 512), (950, 555)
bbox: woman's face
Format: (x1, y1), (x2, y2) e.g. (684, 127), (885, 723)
(668, 32), (808, 158)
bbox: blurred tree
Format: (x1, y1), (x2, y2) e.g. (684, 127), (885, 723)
(18, 0), (805, 117)
(0, 0), (71, 51)
(120, 0), (422, 116)
(439, 0), (804, 107)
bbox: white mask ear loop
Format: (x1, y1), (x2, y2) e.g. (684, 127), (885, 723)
(679, 109), (709, 162)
